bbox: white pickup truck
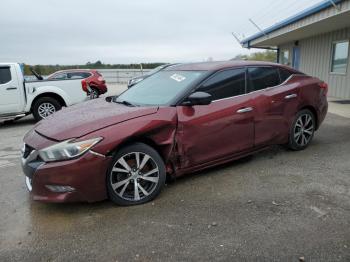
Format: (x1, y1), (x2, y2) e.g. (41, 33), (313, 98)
(0, 63), (90, 122)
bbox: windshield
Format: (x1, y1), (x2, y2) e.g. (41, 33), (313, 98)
(117, 70), (205, 106)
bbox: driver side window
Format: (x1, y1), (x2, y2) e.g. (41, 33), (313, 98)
(197, 68), (246, 100)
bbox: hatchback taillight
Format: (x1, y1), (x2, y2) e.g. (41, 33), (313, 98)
(81, 79), (88, 93)
(97, 76), (104, 82)
(318, 82), (328, 96)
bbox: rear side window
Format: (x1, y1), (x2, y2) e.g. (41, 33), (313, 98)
(279, 68), (293, 83)
(52, 73), (67, 80)
(0, 67), (12, 84)
(68, 72), (91, 79)
(198, 68), (246, 100)
(248, 67), (280, 92)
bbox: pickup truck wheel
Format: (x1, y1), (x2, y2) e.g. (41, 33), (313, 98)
(32, 97), (62, 121)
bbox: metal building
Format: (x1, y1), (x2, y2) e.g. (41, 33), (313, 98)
(241, 0), (350, 99)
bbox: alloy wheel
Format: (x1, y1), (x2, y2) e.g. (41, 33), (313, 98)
(38, 102), (56, 118)
(294, 113), (314, 146)
(109, 152), (160, 202)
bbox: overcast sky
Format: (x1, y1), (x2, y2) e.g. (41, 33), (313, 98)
(0, 0), (322, 64)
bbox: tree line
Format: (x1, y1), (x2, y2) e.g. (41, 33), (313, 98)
(231, 50), (277, 62)
(23, 61), (166, 75)
(23, 51), (277, 75)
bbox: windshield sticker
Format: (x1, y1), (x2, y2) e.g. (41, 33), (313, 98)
(170, 74), (186, 82)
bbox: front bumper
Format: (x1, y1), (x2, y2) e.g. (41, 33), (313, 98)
(21, 148), (111, 203)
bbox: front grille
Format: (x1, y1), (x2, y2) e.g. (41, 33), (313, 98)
(22, 144), (34, 159)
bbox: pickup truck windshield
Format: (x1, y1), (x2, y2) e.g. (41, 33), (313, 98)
(117, 70), (205, 106)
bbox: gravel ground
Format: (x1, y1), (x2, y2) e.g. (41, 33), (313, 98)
(0, 110), (349, 261)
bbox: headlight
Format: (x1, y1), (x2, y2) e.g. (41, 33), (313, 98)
(39, 137), (103, 162)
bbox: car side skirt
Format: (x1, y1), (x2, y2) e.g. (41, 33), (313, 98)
(173, 145), (271, 177)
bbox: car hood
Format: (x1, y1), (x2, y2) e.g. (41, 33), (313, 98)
(34, 98), (159, 141)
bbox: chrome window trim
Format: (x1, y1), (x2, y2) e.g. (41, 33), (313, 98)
(211, 73), (302, 103)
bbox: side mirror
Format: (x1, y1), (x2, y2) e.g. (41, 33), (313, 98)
(183, 92), (212, 106)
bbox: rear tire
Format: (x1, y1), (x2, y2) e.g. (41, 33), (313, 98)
(107, 143), (166, 206)
(288, 109), (315, 151)
(32, 97), (62, 121)
(90, 88), (100, 99)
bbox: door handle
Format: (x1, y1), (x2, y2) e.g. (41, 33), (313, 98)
(237, 107), (253, 113)
(284, 94), (297, 99)
(6, 87), (17, 90)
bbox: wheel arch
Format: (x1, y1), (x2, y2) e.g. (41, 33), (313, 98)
(107, 136), (168, 162)
(30, 92), (67, 112)
(105, 134), (176, 188)
(299, 105), (319, 130)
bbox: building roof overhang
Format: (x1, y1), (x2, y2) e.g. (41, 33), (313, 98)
(241, 0), (350, 48)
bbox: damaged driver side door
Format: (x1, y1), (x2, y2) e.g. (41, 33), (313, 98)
(175, 68), (255, 169)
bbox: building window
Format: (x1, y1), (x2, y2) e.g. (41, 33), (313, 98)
(331, 41), (349, 74)
(280, 50), (290, 65)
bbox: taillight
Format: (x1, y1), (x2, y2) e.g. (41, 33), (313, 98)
(81, 79), (88, 93)
(318, 82), (328, 96)
(97, 76), (104, 82)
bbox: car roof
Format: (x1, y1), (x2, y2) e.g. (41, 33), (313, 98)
(164, 60), (296, 72)
(52, 69), (95, 74)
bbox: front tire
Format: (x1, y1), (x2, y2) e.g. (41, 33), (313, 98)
(107, 143), (166, 206)
(32, 97), (62, 121)
(288, 109), (315, 150)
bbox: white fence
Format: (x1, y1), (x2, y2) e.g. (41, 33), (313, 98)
(24, 69), (151, 84)
(97, 69), (151, 84)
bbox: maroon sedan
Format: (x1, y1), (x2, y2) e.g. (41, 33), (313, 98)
(22, 61), (328, 205)
(47, 69), (107, 97)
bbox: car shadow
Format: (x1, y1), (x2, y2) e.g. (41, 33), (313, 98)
(167, 153), (256, 186)
(28, 146), (284, 216)
(0, 116), (36, 128)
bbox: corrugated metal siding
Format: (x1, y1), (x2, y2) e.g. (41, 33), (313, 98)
(295, 27), (350, 98)
(251, 0), (350, 46)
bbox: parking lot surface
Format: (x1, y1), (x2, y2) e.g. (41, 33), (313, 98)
(0, 112), (349, 261)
